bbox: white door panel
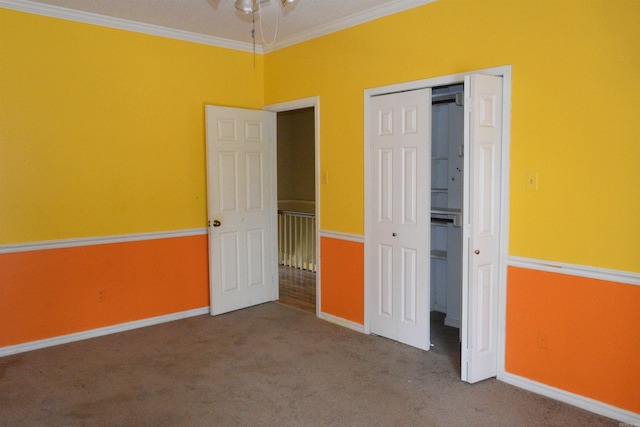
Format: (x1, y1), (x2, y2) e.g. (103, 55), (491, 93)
(370, 88), (431, 351)
(462, 74), (503, 383)
(206, 105), (276, 316)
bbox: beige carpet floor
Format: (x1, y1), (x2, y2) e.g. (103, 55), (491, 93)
(0, 302), (617, 426)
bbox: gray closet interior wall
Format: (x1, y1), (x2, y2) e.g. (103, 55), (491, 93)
(430, 84), (463, 328)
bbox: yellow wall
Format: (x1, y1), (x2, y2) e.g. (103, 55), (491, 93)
(265, 0), (640, 273)
(0, 7), (260, 352)
(265, 0), (640, 413)
(0, 8), (264, 244)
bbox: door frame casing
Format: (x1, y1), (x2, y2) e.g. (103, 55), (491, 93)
(363, 65), (512, 379)
(264, 97), (321, 316)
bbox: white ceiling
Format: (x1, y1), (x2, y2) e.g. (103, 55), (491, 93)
(3, 0), (435, 51)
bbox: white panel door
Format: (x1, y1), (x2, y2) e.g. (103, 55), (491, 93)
(370, 88), (431, 351)
(461, 74), (503, 383)
(205, 105), (277, 316)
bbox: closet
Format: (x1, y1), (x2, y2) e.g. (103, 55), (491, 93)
(430, 84), (464, 329)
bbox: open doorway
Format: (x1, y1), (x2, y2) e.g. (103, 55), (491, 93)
(430, 83), (464, 372)
(276, 107), (317, 314)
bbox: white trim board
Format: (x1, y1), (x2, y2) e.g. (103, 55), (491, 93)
(264, 96), (319, 113)
(0, 228), (208, 255)
(266, 0), (437, 52)
(0, 0), (259, 53)
(264, 96), (321, 317)
(319, 312), (365, 334)
(508, 256), (640, 287)
(499, 372), (640, 425)
(0, 307), (209, 358)
(319, 230), (364, 243)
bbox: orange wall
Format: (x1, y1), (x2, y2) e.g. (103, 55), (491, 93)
(0, 235), (209, 347)
(320, 237), (364, 324)
(506, 266), (640, 412)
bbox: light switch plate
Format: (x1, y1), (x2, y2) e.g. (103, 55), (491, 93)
(526, 171), (539, 191)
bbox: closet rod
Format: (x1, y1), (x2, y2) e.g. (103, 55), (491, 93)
(432, 92), (463, 106)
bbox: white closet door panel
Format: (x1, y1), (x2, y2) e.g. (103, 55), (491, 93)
(370, 88), (431, 351)
(401, 247), (417, 324)
(378, 148), (394, 222)
(462, 74), (503, 383)
(378, 243), (394, 317)
(402, 147), (417, 225)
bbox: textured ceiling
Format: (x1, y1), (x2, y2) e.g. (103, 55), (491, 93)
(11, 0), (435, 50)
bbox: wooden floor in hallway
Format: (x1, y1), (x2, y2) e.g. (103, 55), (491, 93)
(278, 265), (316, 314)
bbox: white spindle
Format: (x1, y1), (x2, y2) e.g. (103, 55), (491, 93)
(277, 210), (316, 272)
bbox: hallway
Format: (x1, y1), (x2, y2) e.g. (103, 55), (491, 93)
(278, 265), (316, 314)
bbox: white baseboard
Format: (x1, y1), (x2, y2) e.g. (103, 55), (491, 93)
(319, 312), (365, 333)
(444, 316), (460, 328)
(0, 307), (210, 358)
(499, 372), (640, 425)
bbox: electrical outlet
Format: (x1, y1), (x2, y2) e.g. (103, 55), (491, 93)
(96, 289), (105, 303)
(322, 170), (329, 185)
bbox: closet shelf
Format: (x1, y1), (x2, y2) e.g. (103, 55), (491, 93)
(431, 249), (447, 259)
(432, 207), (461, 215)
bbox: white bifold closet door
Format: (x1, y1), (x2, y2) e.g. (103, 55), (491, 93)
(369, 88), (431, 351)
(461, 74), (503, 383)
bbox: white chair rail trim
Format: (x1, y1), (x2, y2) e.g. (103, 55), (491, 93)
(318, 229), (364, 243)
(508, 256), (640, 287)
(0, 228), (208, 254)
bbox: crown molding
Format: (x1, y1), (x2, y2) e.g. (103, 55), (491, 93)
(265, 0), (438, 52)
(0, 0), (262, 53)
(2, 0), (437, 54)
